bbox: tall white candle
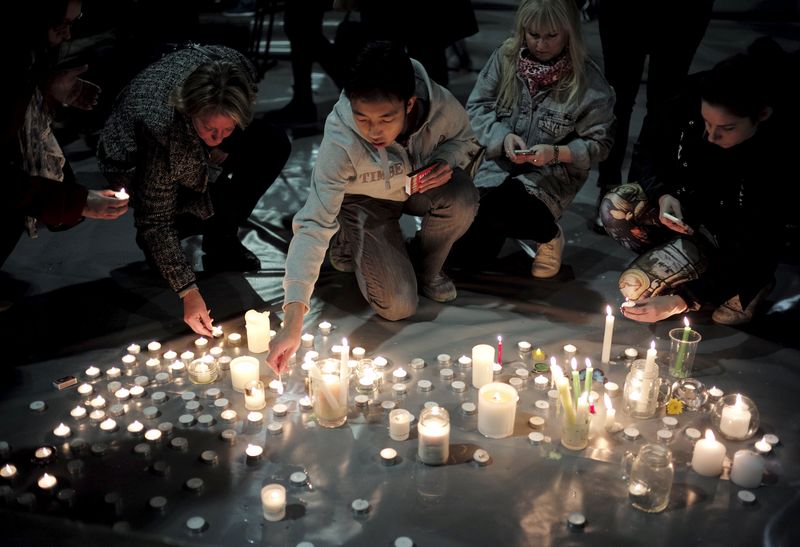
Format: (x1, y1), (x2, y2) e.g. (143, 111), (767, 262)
(418, 407), (450, 465)
(603, 394), (616, 430)
(601, 305), (614, 363)
(691, 429), (726, 476)
(340, 338), (349, 369)
(230, 356), (260, 392)
(645, 341), (657, 368)
(477, 382), (519, 439)
(472, 344), (494, 388)
(261, 484), (286, 521)
(730, 449), (764, 488)
(244, 309), (271, 354)
(720, 394), (752, 439)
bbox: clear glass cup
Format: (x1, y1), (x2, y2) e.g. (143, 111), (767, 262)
(622, 444), (674, 513)
(711, 394), (759, 441)
(187, 358), (219, 384)
(309, 358), (349, 428)
(418, 406), (450, 465)
(560, 406), (590, 450)
(668, 327), (702, 378)
(623, 359), (671, 419)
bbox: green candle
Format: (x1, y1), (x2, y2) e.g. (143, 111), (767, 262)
(673, 317), (692, 377)
(584, 358), (593, 395)
(570, 358), (580, 408)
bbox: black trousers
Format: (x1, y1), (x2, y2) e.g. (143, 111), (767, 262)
(450, 177), (558, 266)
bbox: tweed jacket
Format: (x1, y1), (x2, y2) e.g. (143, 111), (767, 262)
(97, 44), (255, 293)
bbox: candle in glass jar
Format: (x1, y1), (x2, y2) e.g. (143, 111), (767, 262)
(261, 484), (286, 521)
(417, 406), (450, 465)
(389, 409), (412, 441)
(477, 383), (519, 439)
(720, 394), (752, 439)
(691, 429), (726, 476)
(230, 356), (260, 392)
(244, 380), (267, 410)
(472, 344), (494, 389)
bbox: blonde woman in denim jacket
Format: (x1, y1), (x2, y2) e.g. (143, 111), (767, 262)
(454, 0), (615, 278)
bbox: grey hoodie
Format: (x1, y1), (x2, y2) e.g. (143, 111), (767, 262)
(284, 60), (482, 310)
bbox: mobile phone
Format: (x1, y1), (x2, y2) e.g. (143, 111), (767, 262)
(53, 375), (78, 390)
(513, 148), (535, 156)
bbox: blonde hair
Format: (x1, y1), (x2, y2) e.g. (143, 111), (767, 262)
(495, 0), (586, 110)
(170, 60), (256, 127)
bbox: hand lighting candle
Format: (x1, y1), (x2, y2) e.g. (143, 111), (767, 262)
(601, 305), (614, 363)
(114, 188), (129, 200)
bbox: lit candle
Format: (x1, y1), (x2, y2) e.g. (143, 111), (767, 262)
(534, 375), (549, 390)
(114, 187), (129, 200)
(417, 406), (450, 465)
(392, 367), (408, 381)
(89, 409), (106, 423)
(268, 379), (284, 394)
(247, 411), (264, 425)
(301, 333), (314, 348)
(551, 365), (577, 425)
(312, 361), (345, 423)
(90, 395), (106, 409)
(99, 418), (117, 432)
(227, 332), (242, 346)
(672, 317), (693, 376)
(691, 429), (726, 476)
(85, 366), (101, 379)
(77, 383), (93, 396)
(601, 306), (614, 364)
(53, 423), (71, 439)
(121, 354), (136, 367)
(389, 409), (412, 441)
(106, 367), (121, 379)
(645, 341), (657, 368)
(147, 341), (161, 354)
(497, 336), (503, 365)
(0, 464), (17, 480)
(246, 443), (263, 462)
(571, 358), (580, 408)
(221, 409), (238, 422)
(730, 449), (764, 489)
(195, 337), (209, 352)
(144, 429), (162, 442)
(720, 394), (752, 439)
(244, 309), (271, 354)
(190, 360), (213, 384)
(380, 447), (398, 465)
(754, 436), (772, 455)
(373, 356), (388, 368)
(603, 393), (616, 431)
(70, 405), (87, 420)
(584, 358), (593, 395)
(211, 324), (223, 338)
(472, 344), (494, 389)
(318, 321), (332, 335)
(477, 383), (519, 439)
(340, 338), (349, 368)
(533, 347), (546, 362)
(230, 356), (260, 392)
(563, 344), (577, 362)
(708, 386), (724, 401)
(127, 420), (144, 435)
(129, 385), (145, 398)
(115, 387), (130, 401)
(261, 484), (286, 521)
(38, 473), (57, 491)
(35, 446), (53, 460)
(244, 380), (267, 410)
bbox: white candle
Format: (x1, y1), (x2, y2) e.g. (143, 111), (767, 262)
(318, 321), (332, 335)
(129, 385), (145, 398)
(180, 351), (194, 363)
(268, 379), (284, 394)
(708, 386), (724, 400)
(472, 344), (494, 389)
(127, 420), (144, 435)
(230, 356), (260, 392)
(477, 382), (519, 439)
(106, 367), (121, 379)
(245, 309), (271, 354)
(195, 337), (209, 352)
(115, 388), (130, 401)
(121, 354), (136, 367)
(191, 361), (213, 384)
(417, 406), (450, 465)
(373, 356), (388, 368)
(144, 429), (162, 442)
(603, 394), (616, 431)
(389, 409), (412, 441)
(227, 332), (242, 346)
(340, 338), (349, 368)
(301, 333), (314, 347)
(392, 367), (408, 381)
(147, 341), (161, 354)
(114, 188), (129, 200)
(0, 464), (17, 479)
(601, 305), (614, 364)
(720, 394), (752, 439)
(534, 375), (549, 390)
(754, 436), (772, 455)
(99, 418), (118, 432)
(248, 411), (264, 425)
(53, 423), (71, 438)
(70, 405), (87, 420)
(246, 443), (263, 462)
(315, 371), (344, 421)
(85, 366), (101, 379)
(730, 449), (764, 488)
(691, 429), (726, 476)
(645, 341), (657, 368)
(563, 344), (577, 362)
(261, 484), (286, 521)
(244, 380), (267, 410)
(77, 383), (93, 396)
(90, 395), (106, 409)
(518, 340), (532, 353)
(38, 473), (57, 491)
(211, 325), (224, 338)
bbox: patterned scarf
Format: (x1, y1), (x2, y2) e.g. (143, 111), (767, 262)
(516, 47), (573, 96)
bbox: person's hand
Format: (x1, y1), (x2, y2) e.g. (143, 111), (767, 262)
(658, 194), (693, 235)
(82, 189), (128, 219)
(620, 295), (688, 323)
(417, 161), (453, 192)
(183, 290), (214, 336)
(522, 144), (557, 167)
(46, 65), (101, 110)
(503, 133), (529, 164)
(266, 303), (304, 374)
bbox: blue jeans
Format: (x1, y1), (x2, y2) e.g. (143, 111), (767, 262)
(335, 168), (478, 320)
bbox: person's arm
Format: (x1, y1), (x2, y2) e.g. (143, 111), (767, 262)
(561, 69), (616, 171)
(266, 301), (306, 373)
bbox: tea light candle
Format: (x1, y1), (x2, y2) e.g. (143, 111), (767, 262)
(299, 397), (313, 411)
(528, 416), (545, 430)
(230, 356), (260, 392)
(0, 464), (17, 480)
(392, 383), (407, 395)
(147, 341), (161, 354)
(373, 356), (388, 368)
(53, 423), (71, 438)
(730, 449), (765, 488)
(492, 363), (502, 375)
(227, 332), (242, 346)
(352, 347), (366, 360)
(601, 305), (614, 363)
(211, 325), (223, 338)
(692, 429), (726, 476)
(268, 379), (284, 394)
(509, 377), (523, 389)
(85, 366), (101, 379)
(458, 355), (472, 368)
(89, 409), (106, 423)
(604, 381), (620, 398)
(392, 368), (408, 381)
(272, 403), (288, 417)
(380, 447), (398, 465)
(70, 405), (87, 420)
(169, 362), (185, 376)
(478, 383), (519, 439)
(195, 337), (209, 352)
(106, 367), (121, 379)
(78, 383), (93, 396)
(114, 188), (129, 200)
(129, 385), (145, 398)
(145, 429), (162, 442)
(90, 395), (106, 409)
(126, 343), (140, 355)
(114, 388), (130, 401)
(35, 446), (53, 461)
(245, 443), (263, 462)
(708, 386), (724, 402)
(318, 321), (332, 335)
(534, 375), (549, 390)
(244, 381), (267, 410)
(645, 341), (657, 368)
(451, 380), (466, 393)
(518, 341), (532, 353)
(121, 354), (136, 367)
(533, 348), (546, 362)
(417, 380), (432, 391)
(127, 420), (144, 435)
(261, 484), (286, 521)
(440, 368), (454, 381)
(754, 436), (772, 455)
(247, 411), (264, 425)
(563, 344), (577, 362)
(624, 347), (638, 359)
(389, 409), (412, 441)
(99, 418), (117, 432)
(720, 394), (752, 439)
(38, 473), (57, 491)
(437, 354), (451, 366)
(220, 409), (238, 423)
(301, 333), (314, 347)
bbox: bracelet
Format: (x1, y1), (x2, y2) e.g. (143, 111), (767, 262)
(550, 145), (559, 165)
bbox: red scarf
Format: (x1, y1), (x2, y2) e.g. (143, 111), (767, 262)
(516, 47), (572, 96)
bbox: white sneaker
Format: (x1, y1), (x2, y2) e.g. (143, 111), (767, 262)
(532, 226), (565, 279)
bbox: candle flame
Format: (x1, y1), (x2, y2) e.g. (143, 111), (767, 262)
(42, 473), (53, 480)
(606, 305), (612, 316)
(650, 340), (656, 350)
(550, 364), (564, 379)
(684, 316), (690, 328)
(585, 357), (592, 369)
(571, 358), (577, 371)
(497, 335), (502, 343)
(735, 393), (744, 408)
(705, 429), (716, 441)
(604, 393), (612, 409)
(342, 338), (348, 347)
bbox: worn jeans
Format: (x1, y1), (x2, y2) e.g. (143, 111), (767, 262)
(334, 168), (478, 320)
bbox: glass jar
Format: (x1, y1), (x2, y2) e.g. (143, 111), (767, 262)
(309, 358), (349, 428)
(711, 394), (759, 441)
(623, 444), (674, 513)
(188, 358), (219, 385)
(418, 406), (450, 465)
(623, 359), (671, 419)
(355, 358), (381, 393)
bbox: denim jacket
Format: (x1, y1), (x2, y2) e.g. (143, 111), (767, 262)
(467, 48), (615, 218)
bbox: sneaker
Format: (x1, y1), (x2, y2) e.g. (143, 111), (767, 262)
(421, 272), (457, 303)
(712, 284), (773, 325)
(202, 239), (261, 272)
(532, 226), (565, 278)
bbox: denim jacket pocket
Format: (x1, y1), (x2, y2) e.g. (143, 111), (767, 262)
(537, 109), (575, 140)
